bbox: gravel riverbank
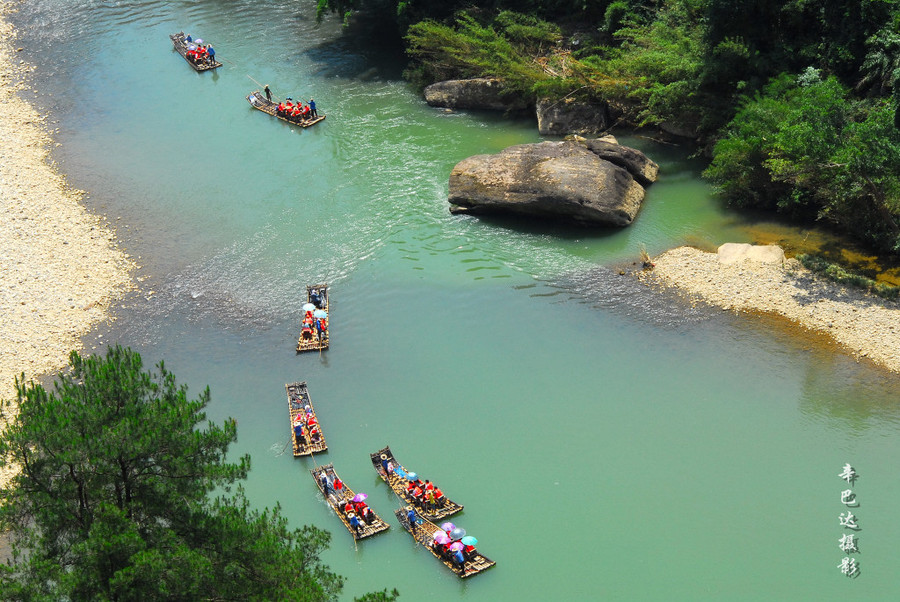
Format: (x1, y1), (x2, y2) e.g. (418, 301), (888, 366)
(641, 246), (900, 374)
(0, 1), (134, 480)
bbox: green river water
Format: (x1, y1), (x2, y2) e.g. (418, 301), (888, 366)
(9, 1), (900, 599)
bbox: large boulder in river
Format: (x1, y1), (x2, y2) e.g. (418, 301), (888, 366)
(536, 98), (611, 136)
(448, 140), (651, 226)
(424, 78), (527, 112)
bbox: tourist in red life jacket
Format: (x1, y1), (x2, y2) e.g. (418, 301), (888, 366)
(301, 103), (311, 118)
(333, 477), (343, 494)
(406, 480), (415, 494)
(463, 544), (476, 560)
(412, 486), (424, 507)
(434, 487), (445, 507)
(291, 105), (301, 120)
(277, 102), (285, 115)
(343, 500), (354, 514)
(306, 413), (317, 427)
(362, 506), (375, 524)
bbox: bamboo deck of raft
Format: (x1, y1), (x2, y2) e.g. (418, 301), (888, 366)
(247, 91), (327, 128)
(297, 284), (329, 353)
(394, 507), (496, 578)
(370, 446), (463, 521)
(286, 382), (327, 457)
(169, 32), (221, 71)
(310, 464), (390, 540)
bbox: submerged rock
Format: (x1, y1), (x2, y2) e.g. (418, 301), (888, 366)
(448, 140), (652, 226)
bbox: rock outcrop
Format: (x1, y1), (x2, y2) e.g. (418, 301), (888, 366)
(536, 98), (611, 136)
(448, 139), (658, 226)
(716, 243), (786, 265)
(423, 78), (527, 112)
(582, 138), (659, 186)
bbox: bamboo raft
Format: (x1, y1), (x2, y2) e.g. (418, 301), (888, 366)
(247, 91), (326, 128)
(370, 446), (463, 521)
(297, 284), (329, 353)
(395, 506), (496, 578)
(286, 381), (327, 457)
(169, 32), (221, 71)
(310, 464), (390, 540)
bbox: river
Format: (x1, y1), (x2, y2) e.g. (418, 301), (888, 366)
(11, 1), (900, 599)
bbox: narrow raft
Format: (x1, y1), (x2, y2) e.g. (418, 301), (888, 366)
(247, 91), (326, 128)
(395, 506), (496, 578)
(169, 32), (221, 71)
(370, 445), (463, 521)
(297, 284), (329, 353)
(286, 381), (327, 456)
(310, 464), (390, 540)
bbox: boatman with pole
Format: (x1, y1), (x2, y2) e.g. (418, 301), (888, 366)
(264, 85), (272, 101)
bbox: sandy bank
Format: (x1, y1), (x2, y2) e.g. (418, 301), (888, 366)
(640, 246), (900, 374)
(0, 0), (134, 472)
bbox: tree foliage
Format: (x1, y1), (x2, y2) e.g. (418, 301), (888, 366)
(705, 73), (900, 251)
(404, 10), (559, 97)
(0, 346), (361, 601)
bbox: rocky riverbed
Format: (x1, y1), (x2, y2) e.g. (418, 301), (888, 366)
(0, 2), (134, 483)
(641, 245), (900, 374)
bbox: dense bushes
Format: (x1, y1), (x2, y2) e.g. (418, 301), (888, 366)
(705, 72), (900, 252)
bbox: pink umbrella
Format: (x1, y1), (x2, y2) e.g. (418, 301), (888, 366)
(440, 522), (455, 532)
(449, 541), (464, 552)
(351, 493), (367, 502)
(433, 531), (451, 545)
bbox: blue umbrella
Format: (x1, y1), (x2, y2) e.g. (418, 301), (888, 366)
(407, 472), (418, 481)
(449, 527), (466, 541)
(313, 309), (327, 319)
(461, 536), (477, 546)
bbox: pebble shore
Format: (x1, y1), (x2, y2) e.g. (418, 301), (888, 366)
(0, 0), (134, 480)
(641, 246), (900, 374)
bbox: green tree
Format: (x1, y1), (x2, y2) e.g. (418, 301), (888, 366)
(706, 72), (900, 251)
(0, 346), (378, 601)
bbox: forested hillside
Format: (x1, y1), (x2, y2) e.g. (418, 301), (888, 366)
(316, 0), (900, 255)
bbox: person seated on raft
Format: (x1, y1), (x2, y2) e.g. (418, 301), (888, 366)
(310, 288), (324, 308)
(276, 101), (286, 116)
(290, 104), (302, 121)
(192, 45), (207, 64)
(309, 426), (321, 442)
(463, 543), (477, 561)
(411, 485), (425, 507)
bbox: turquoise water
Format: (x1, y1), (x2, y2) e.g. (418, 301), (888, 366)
(11, 1), (900, 599)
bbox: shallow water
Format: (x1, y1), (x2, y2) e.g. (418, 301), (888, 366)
(11, 1), (900, 599)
